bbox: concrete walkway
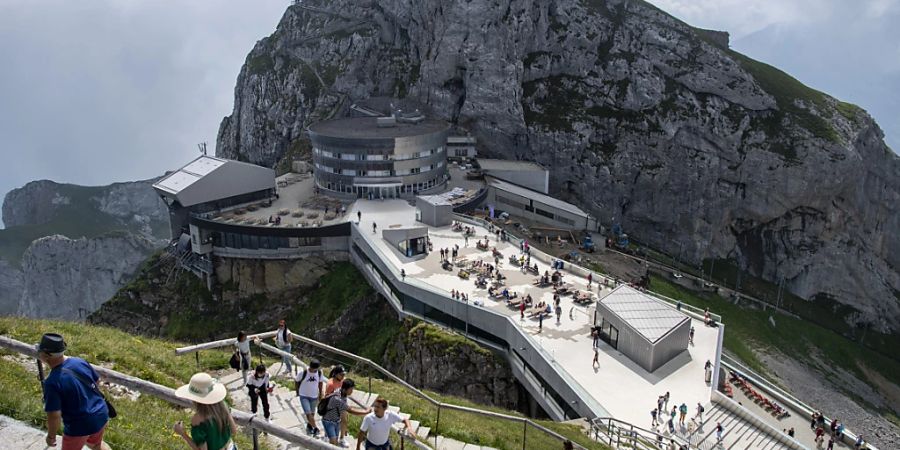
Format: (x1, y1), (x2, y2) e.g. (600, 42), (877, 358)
(0, 415), (89, 450)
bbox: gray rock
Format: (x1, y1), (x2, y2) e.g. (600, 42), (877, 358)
(215, 0), (900, 332)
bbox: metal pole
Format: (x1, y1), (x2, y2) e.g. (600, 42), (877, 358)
(522, 420), (527, 450)
(36, 357), (45, 382)
(629, 424), (634, 446)
(195, 351), (200, 370)
(608, 419), (613, 445)
(252, 427), (259, 450)
(434, 405), (441, 449)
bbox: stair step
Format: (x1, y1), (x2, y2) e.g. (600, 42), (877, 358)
(416, 425), (431, 440)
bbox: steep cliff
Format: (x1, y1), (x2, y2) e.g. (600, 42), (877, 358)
(216, 0), (900, 332)
(0, 178), (169, 318)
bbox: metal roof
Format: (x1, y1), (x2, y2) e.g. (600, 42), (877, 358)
(488, 178), (589, 217)
(599, 285), (690, 343)
(153, 156), (275, 207)
(477, 158), (544, 172)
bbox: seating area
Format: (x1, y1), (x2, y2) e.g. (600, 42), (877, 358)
(730, 371), (790, 419)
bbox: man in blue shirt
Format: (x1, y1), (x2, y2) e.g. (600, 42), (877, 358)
(38, 333), (110, 450)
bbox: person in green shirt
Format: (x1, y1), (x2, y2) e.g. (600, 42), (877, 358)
(173, 372), (238, 450)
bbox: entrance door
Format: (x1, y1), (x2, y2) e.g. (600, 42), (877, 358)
(608, 325), (619, 350)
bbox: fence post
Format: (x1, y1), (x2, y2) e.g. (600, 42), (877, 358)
(629, 424), (634, 447)
(522, 420), (527, 450)
(36, 357), (45, 382)
(608, 419), (613, 445)
(195, 351), (200, 370)
(434, 405), (441, 449)
(252, 427), (259, 450)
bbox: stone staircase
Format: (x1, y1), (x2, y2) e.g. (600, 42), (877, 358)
(222, 362), (497, 450)
(689, 404), (789, 450)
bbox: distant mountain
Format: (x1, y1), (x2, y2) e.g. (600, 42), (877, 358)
(215, 0), (899, 333)
(0, 179), (169, 318)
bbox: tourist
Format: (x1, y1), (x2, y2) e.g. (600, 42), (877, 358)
(356, 397), (416, 450)
(788, 427), (795, 438)
(664, 392), (670, 411)
(401, 268), (406, 280)
(695, 402), (705, 422)
(539, 311), (544, 332)
(676, 300), (682, 311)
(37, 333), (111, 450)
(173, 372), (237, 450)
(592, 348), (600, 369)
(689, 326), (695, 345)
(830, 418), (838, 436)
(587, 272), (593, 287)
(810, 411), (819, 430)
(321, 379), (372, 446)
(827, 436), (835, 450)
(246, 364), (272, 421)
(854, 435), (865, 450)
(464, 235), (469, 247)
(327, 366), (351, 446)
(678, 403), (688, 425)
(704, 307), (711, 326)
(651, 408), (658, 427)
(667, 417), (675, 434)
(234, 331), (253, 385)
(715, 422), (723, 443)
(836, 422), (845, 439)
(357, 211), (362, 223)
(670, 405), (676, 426)
(815, 426), (825, 445)
(555, 304), (562, 324)
(295, 359), (326, 436)
(519, 300), (526, 320)
(563, 440), (574, 450)
(373, 222), (377, 234)
(274, 320), (294, 376)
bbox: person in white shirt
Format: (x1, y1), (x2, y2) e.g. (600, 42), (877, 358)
(356, 397), (415, 450)
(246, 365), (272, 421)
(273, 319), (294, 376)
(233, 331), (256, 385)
(294, 359), (326, 436)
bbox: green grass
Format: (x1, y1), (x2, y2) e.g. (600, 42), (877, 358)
(648, 276), (900, 395)
(0, 318), (265, 450)
(287, 262), (375, 332)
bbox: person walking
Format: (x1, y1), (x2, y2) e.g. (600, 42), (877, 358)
(715, 422), (723, 443)
(295, 359), (326, 437)
(519, 300), (526, 320)
(464, 235), (469, 247)
(357, 210), (362, 223)
(274, 320), (294, 376)
(689, 326), (695, 345)
(651, 408), (658, 427)
(173, 372), (238, 450)
(246, 364), (273, 421)
(555, 304), (562, 324)
(321, 379), (372, 447)
(695, 402), (705, 422)
(37, 333), (111, 450)
(326, 366), (350, 446)
(372, 222), (377, 234)
(592, 348), (600, 369)
(678, 403), (688, 425)
(854, 435), (865, 450)
(356, 397), (416, 450)
(587, 272), (593, 287)
(234, 331), (253, 385)
(663, 392), (670, 411)
(538, 312), (544, 332)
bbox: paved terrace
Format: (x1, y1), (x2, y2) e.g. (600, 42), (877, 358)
(349, 199), (719, 427)
(207, 173), (350, 227)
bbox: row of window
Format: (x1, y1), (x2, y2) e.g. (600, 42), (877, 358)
(215, 232), (322, 250)
(315, 161), (445, 177)
(495, 195), (577, 226)
(320, 176), (444, 196)
(314, 146), (444, 161)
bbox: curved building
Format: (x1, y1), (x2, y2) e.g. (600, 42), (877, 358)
(308, 116), (450, 199)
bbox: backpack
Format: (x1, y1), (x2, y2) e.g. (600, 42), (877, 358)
(699, 405), (705, 413)
(317, 392), (339, 417)
(294, 369), (321, 394)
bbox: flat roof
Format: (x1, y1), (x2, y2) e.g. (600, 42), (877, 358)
(599, 285), (690, 343)
(488, 178), (589, 217)
(417, 194), (452, 206)
(477, 158), (544, 172)
(308, 117), (449, 139)
(154, 155), (228, 195)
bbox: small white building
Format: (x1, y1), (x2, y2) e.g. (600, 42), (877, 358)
(446, 135), (477, 161)
(486, 178), (597, 231)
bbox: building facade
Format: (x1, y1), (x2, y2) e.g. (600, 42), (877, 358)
(309, 116), (451, 199)
(485, 178), (598, 231)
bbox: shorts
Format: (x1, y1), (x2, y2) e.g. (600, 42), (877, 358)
(322, 419), (340, 439)
(62, 424), (107, 450)
(300, 396), (318, 415)
(365, 440), (393, 450)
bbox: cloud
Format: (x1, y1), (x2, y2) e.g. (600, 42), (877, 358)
(0, 0), (287, 208)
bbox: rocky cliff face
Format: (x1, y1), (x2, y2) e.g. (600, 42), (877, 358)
(216, 0), (900, 332)
(11, 234), (159, 319)
(0, 178), (169, 319)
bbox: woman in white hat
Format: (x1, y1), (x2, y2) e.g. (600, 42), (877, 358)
(173, 372), (238, 450)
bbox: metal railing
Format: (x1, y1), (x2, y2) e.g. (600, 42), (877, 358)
(175, 330), (595, 450)
(590, 417), (679, 450)
(0, 335), (341, 450)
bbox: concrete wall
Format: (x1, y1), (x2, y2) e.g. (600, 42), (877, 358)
(650, 319), (690, 372)
(484, 169), (548, 193)
(486, 186), (594, 231)
(711, 391), (805, 450)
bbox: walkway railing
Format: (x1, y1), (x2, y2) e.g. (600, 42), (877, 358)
(590, 417), (675, 450)
(175, 330), (595, 450)
(0, 335), (338, 450)
(721, 354), (878, 450)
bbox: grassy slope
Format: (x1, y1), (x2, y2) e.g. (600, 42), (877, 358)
(0, 317), (261, 450)
(648, 276), (900, 404)
(0, 318), (606, 450)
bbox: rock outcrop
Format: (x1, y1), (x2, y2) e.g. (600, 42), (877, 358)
(12, 234), (159, 320)
(216, 0), (900, 332)
(0, 178), (169, 319)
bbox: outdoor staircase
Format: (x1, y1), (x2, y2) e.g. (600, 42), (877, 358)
(689, 404), (789, 450)
(221, 362), (497, 450)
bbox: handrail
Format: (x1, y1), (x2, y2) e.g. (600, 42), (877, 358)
(0, 335), (340, 450)
(591, 416), (675, 450)
(175, 329), (592, 450)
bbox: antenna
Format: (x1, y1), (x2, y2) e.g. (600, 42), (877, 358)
(198, 142), (208, 156)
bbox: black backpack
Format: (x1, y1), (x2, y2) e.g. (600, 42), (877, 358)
(317, 392), (339, 417)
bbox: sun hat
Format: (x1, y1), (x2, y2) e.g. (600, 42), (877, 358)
(37, 333), (67, 354)
(175, 373), (227, 405)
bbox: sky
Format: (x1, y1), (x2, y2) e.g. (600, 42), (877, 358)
(0, 0), (898, 217)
